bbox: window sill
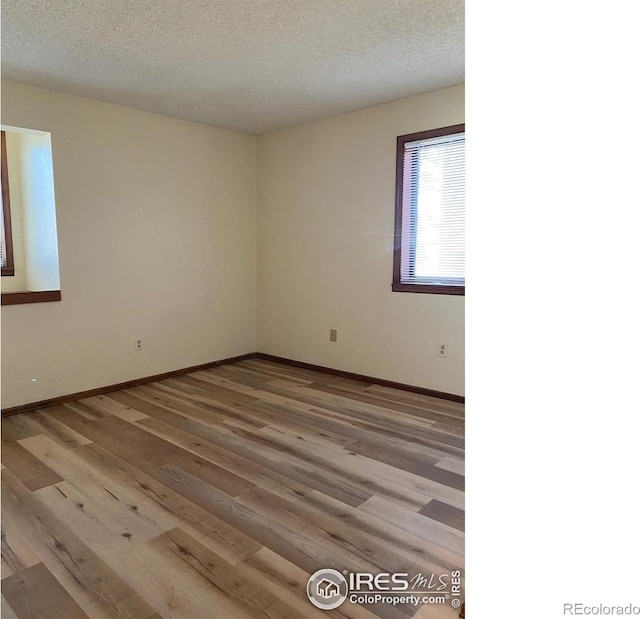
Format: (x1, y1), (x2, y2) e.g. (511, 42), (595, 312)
(392, 283), (465, 295)
(1, 290), (62, 305)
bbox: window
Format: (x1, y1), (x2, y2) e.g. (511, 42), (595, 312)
(0, 126), (61, 305)
(1, 130), (15, 277)
(392, 124), (465, 295)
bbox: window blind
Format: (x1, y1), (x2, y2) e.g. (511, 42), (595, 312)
(400, 131), (465, 287)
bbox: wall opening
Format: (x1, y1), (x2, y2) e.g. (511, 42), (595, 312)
(1, 124), (61, 303)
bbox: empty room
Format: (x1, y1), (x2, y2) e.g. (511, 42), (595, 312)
(1, 1), (465, 618)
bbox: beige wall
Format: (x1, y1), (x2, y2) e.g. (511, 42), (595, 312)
(257, 85), (465, 395)
(1, 81), (464, 408)
(1, 80), (257, 409)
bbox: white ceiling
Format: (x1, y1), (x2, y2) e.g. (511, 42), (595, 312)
(1, 0), (464, 135)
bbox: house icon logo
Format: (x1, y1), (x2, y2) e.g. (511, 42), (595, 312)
(317, 578), (340, 598)
(307, 569), (348, 610)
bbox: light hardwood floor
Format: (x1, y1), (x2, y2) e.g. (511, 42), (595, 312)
(1, 359), (464, 618)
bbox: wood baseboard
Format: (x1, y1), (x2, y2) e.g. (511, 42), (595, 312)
(254, 353), (465, 403)
(1, 350), (464, 417)
(0, 352), (258, 417)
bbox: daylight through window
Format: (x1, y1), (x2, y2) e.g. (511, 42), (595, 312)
(393, 124), (465, 295)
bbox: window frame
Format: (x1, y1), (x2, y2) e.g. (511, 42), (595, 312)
(1, 130), (16, 277)
(392, 124), (465, 295)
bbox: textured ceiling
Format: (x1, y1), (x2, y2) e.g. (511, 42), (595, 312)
(1, 0), (464, 135)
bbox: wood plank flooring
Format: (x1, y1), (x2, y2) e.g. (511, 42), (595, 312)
(1, 359), (464, 618)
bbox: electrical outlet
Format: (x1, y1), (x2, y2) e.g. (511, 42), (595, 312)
(438, 343), (447, 357)
(329, 329), (338, 342)
(135, 339), (143, 351)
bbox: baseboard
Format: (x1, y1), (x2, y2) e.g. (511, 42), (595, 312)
(0, 352), (258, 417)
(1, 350), (464, 417)
(254, 353), (465, 403)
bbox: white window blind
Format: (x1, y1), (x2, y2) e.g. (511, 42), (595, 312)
(399, 131), (465, 287)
